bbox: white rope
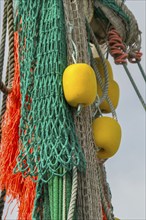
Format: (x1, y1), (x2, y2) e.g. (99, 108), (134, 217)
(63, 170), (66, 220)
(87, 21), (118, 120)
(67, 167), (78, 220)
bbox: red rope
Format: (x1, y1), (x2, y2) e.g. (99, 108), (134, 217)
(108, 28), (142, 64)
(128, 51), (142, 63)
(108, 28), (128, 64)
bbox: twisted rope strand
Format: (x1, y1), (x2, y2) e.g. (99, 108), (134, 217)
(91, 57), (117, 120)
(6, 0), (15, 89)
(63, 170), (66, 220)
(0, 190), (6, 220)
(87, 21), (117, 120)
(97, 165), (114, 220)
(108, 28), (128, 64)
(67, 167), (78, 220)
(0, 0), (7, 82)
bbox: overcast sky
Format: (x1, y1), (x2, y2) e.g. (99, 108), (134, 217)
(107, 1), (145, 220)
(0, 1), (145, 220)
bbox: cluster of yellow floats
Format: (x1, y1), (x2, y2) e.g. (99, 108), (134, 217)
(63, 59), (121, 159)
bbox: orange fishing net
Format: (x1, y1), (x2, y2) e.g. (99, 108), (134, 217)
(0, 32), (36, 220)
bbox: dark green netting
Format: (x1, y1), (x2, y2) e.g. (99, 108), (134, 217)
(97, 0), (130, 24)
(14, 0), (86, 182)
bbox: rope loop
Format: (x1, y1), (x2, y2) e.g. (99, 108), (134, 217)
(108, 28), (128, 64)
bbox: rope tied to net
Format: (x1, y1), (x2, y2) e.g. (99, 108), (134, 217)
(86, 20), (118, 120)
(107, 27), (146, 111)
(0, 0), (14, 95)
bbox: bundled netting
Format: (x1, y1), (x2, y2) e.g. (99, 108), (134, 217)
(14, 0), (86, 182)
(0, 0), (145, 219)
(92, 0), (142, 59)
(63, 1), (116, 219)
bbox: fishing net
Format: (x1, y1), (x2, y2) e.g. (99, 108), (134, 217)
(63, 1), (114, 219)
(14, 0), (86, 182)
(0, 0), (145, 219)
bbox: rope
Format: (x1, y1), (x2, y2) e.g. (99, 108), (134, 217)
(87, 21), (117, 120)
(106, 26), (145, 111)
(6, 0), (15, 89)
(90, 50), (109, 110)
(53, 176), (59, 220)
(91, 57), (117, 120)
(0, 0), (7, 82)
(58, 168), (63, 220)
(0, 190), (6, 219)
(48, 178), (53, 220)
(97, 165), (114, 220)
(100, 165), (115, 219)
(0, 0), (14, 94)
(108, 28), (128, 64)
(63, 171), (66, 220)
(137, 62), (146, 82)
(123, 64), (146, 111)
(67, 167), (78, 220)
(0, 0), (14, 137)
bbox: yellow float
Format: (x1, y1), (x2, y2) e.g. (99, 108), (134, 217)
(97, 80), (120, 113)
(63, 63), (97, 107)
(92, 116), (122, 159)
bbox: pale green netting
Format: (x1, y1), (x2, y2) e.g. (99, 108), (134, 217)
(14, 0), (86, 182)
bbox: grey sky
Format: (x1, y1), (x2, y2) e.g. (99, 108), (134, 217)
(107, 1), (145, 219)
(0, 1), (145, 220)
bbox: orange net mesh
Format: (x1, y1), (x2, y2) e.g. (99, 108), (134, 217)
(0, 31), (36, 220)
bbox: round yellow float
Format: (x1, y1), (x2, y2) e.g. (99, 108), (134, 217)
(115, 218), (120, 220)
(97, 80), (120, 113)
(92, 116), (122, 159)
(63, 63), (97, 107)
(95, 57), (114, 80)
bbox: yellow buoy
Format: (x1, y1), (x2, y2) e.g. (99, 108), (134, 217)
(63, 63), (97, 107)
(95, 57), (114, 80)
(97, 80), (120, 113)
(115, 218), (120, 220)
(92, 116), (122, 159)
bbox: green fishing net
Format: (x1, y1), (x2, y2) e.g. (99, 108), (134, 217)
(96, 0), (130, 24)
(14, 0), (86, 182)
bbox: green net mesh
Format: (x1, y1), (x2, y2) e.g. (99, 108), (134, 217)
(14, 0), (86, 182)
(97, 0), (130, 24)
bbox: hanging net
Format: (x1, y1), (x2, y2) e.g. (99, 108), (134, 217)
(0, 0), (145, 220)
(13, 0), (86, 182)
